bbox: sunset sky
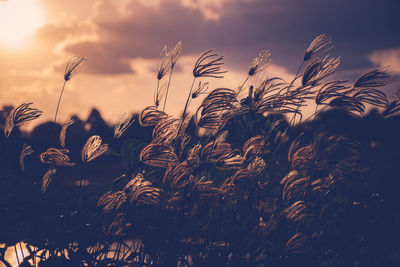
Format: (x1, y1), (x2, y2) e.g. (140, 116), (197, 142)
(1, 0), (400, 128)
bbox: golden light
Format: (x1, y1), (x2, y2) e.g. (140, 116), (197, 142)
(0, 0), (45, 49)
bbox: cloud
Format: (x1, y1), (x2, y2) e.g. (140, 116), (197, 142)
(180, 0), (230, 20)
(55, 0), (400, 77)
(57, 0), (215, 75)
(59, 40), (134, 74)
(39, 0), (96, 20)
(56, 0), (297, 75)
(368, 48), (400, 74)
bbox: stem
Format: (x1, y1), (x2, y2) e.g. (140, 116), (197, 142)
(177, 77), (196, 135)
(287, 61), (304, 92)
(275, 61), (305, 126)
(208, 75), (250, 145)
(289, 85), (312, 125)
(154, 79), (160, 107)
(163, 65), (175, 111)
(237, 75), (250, 95)
(263, 61), (306, 170)
(303, 105), (328, 123)
(54, 80), (67, 125)
(304, 84), (355, 123)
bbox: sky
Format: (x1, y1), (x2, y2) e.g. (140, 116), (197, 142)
(0, 0), (400, 128)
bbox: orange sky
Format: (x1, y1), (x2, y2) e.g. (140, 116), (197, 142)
(0, 0), (288, 128)
(0, 0), (399, 129)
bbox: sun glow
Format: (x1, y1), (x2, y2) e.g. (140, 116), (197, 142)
(0, 0), (45, 49)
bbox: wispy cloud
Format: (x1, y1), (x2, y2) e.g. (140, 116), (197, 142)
(368, 48), (400, 74)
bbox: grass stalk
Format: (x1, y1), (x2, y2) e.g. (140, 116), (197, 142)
(54, 80), (67, 125)
(177, 77), (196, 134)
(155, 79), (160, 107)
(163, 66), (175, 111)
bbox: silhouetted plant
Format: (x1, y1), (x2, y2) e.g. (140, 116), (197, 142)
(1, 35), (400, 267)
(53, 56), (86, 125)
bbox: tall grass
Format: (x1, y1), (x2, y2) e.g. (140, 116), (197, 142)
(1, 34), (399, 266)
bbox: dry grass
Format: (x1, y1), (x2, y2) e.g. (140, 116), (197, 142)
(114, 113), (134, 138)
(4, 103), (42, 137)
(1, 34), (399, 266)
(81, 135), (108, 162)
(59, 116), (75, 147)
(40, 147), (75, 166)
(19, 143), (33, 172)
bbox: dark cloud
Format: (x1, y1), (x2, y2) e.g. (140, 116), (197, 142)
(62, 0), (207, 74)
(64, 41), (134, 74)
(206, 0), (400, 71)
(62, 0), (400, 75)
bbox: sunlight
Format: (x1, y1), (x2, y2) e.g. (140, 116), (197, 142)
(0, 0), (45, 49)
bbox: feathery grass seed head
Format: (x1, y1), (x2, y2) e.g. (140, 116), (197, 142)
(40, 148), (75, 166)
(247, 156), (266, 175)
(64, 56), (86, 81)
(285, 233), (308, 254)
(193, 49), (227, 78)
(302, 56), (340, 86)
(4, 103), (42, 137)
(157, 46), (170, 80)
(114, 113), (135, 138)
(20, 143), (33, 172)
(248, 50), (271, 76)
(192, 81), (209, 99)
(169, 41), (182, 68)
(354, 68), (391, 88)
(154, 81), (167, 107)
(139, 106), (168, 127)
(41, 168), (57, 193)
(59, 117), (75, 148)
(216, 149), (243, 170)
(82, 135), (108, 162)
(140, 144), (178, 168)
(304, 33), (332, 61)
(98, 191), (127, 213)
(283, 201), (307, 221)
(383, 89), (400, 116)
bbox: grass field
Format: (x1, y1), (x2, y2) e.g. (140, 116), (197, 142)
(1, 35), (400, 266)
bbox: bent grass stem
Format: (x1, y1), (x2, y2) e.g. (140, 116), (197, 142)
(177, 77), (196, 135)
